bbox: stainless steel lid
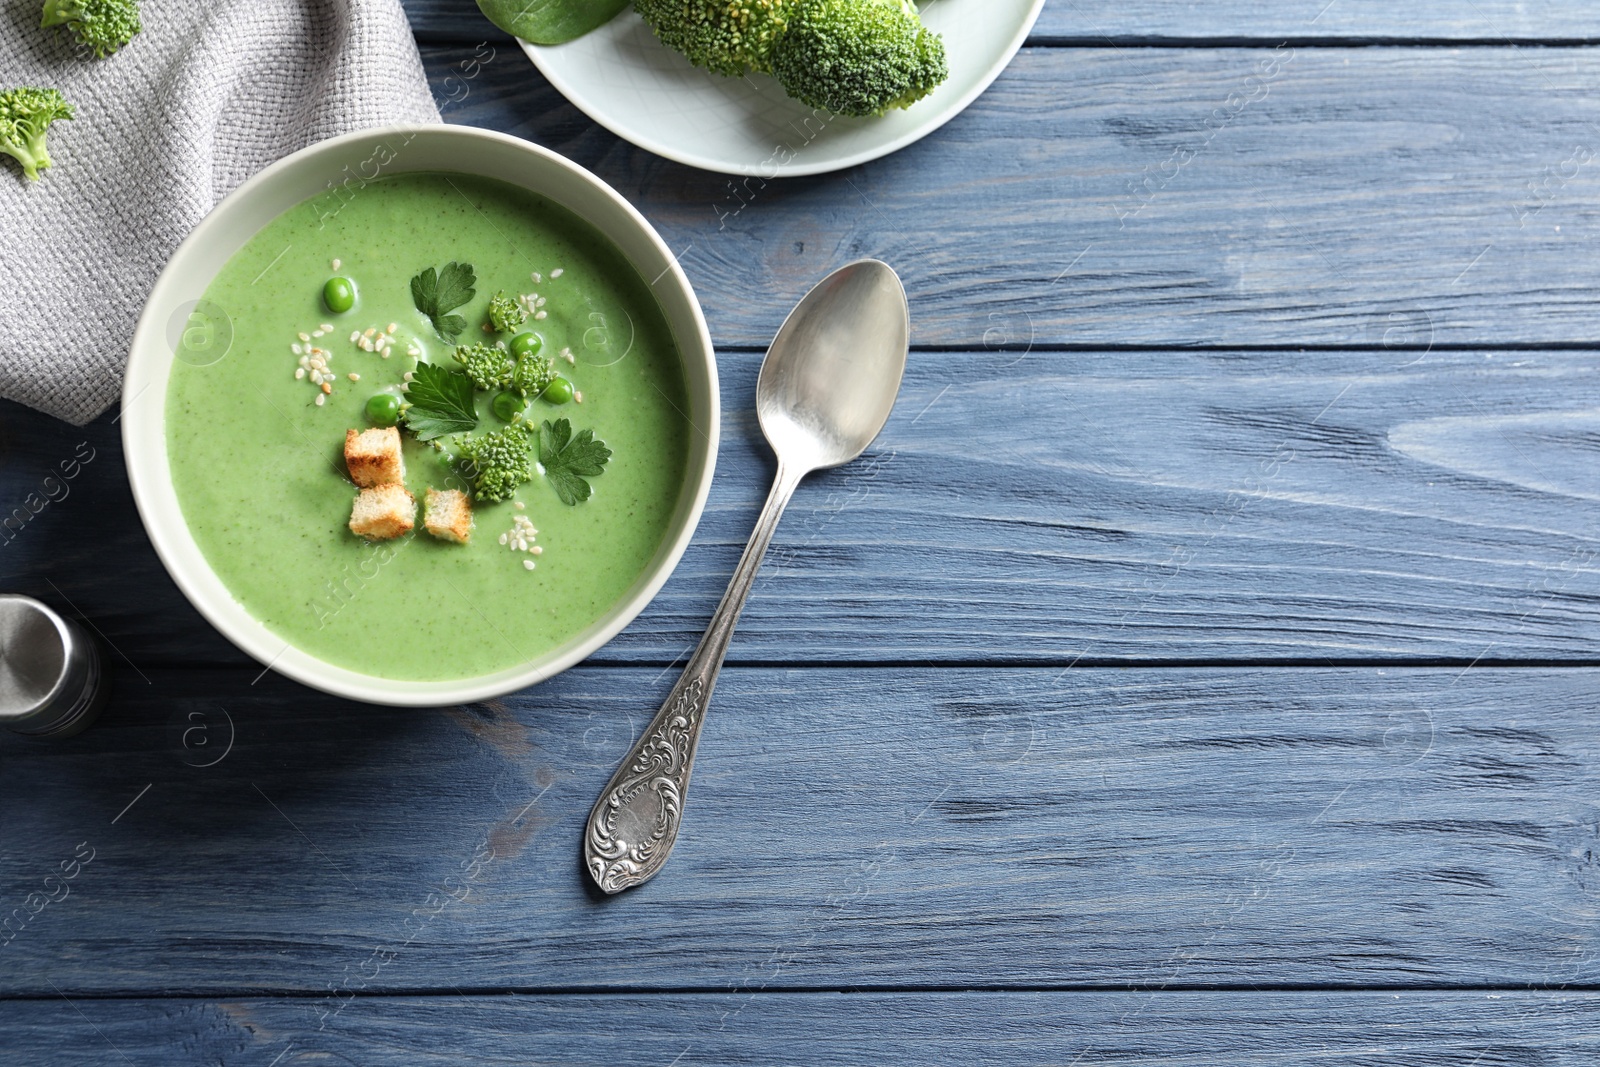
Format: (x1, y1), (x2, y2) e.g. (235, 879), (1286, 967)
(0, 595), (104, 737)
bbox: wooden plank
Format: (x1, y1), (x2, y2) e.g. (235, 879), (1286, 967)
(1, 665), (1597, 994)
(424, 44), (1600, 349)
(402, 0), (1600, 44)
(5, 990), (1600, 1064)
(10, 347), (1600, 668)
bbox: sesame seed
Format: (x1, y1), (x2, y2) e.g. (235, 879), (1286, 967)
(530, 272), (542, 283)
(292, 343), (303, 355)
(331, 258), (341, 270)
(364, 328), (376, 338)
(514, 501), (525, 510)
(498, 533), (508, 545)
(551, 268), (563, 278)
(315, 393), (326, 407)
(348, 372), (360, 382)
(387, 323), (397, 334)
(403, 371), (414, 382)
(523, 559), (535, 571)
(574, 391), (583, 403)
(531, 545), (543, 555)
(311, 329), (324, 339)
(321, 382), (332, 395)
(298, 332), (311, 342)
(349, 331), (360, 343)
(535, 296), (546, 308)
(321, 324), (333, 332)
(534, 310), (547, 320)
(294, 368), (305, 380)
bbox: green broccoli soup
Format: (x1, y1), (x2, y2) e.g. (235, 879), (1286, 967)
(165, 172), (693, 682)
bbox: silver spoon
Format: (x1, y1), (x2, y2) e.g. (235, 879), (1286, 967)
(584, 259), (910, 894)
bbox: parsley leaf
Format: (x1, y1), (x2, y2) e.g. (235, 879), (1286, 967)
(410, 261), (477, 342)
(402, 361), (479, 440)
(539, 418), (611, 505)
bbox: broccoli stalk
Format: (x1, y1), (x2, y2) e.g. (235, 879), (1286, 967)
(0, 87), (74, 182)
(771, 0), (948, 117)
(40, 0), (141, 58)
(454, 423), (536, 503)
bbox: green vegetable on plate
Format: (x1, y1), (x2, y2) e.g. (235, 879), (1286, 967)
(769, 0), (948, 117)
(40, 0), (141, 58)
(473, 0), (628, 45)
(473, 0), (946, 117)
(0, 87), (74, 182)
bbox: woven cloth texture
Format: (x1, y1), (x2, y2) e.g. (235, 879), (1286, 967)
(0, 0), (441, 423)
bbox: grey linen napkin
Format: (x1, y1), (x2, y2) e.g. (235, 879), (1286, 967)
(0, 0), (442, 424)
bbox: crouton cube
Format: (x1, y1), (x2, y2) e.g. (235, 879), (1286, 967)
(349, 484), (415, 540)
(344, 427), (404, 487)
(423, 488), (473, 544)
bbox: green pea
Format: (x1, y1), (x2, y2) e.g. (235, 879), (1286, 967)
(323, 276), (356, 314)
(365, 393), (400, 427)
(509, 331), (542, 359)
(540, 377), (574, 405)
(492, 390), (525, 422)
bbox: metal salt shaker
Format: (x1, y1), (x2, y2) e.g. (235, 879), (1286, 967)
(0, 595), (106, 738)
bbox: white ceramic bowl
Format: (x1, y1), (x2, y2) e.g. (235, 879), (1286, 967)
(122, 125), (719, 706)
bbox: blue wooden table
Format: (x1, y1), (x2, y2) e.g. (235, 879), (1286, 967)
(6, 1), (1600, 1061)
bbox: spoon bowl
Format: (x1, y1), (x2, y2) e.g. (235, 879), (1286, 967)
(585, 260), (910, 893)
(758, 260), (910, 470)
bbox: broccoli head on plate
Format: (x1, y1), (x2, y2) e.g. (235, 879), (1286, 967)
(771, 0), (948, 117)
(634, 0), (947, 117)
(633, 0), (790, 76)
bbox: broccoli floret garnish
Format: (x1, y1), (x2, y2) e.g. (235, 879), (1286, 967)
(633, 0), (789, 76)
(454, 422), (536, 503)
(0, 87), (74, 182)
(454, 341), (514, 391)
(487, 290), (527, 333)
(40, 0), (141, 58)
(511, 351), (556, 399)
(771, 0), (947, 117)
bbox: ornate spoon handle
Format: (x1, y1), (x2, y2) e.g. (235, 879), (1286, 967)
(584, 461), (807, 893)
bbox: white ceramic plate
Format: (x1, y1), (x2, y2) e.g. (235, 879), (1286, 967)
(523, 0), (1046, 176)
(122, 126), (719, 707)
